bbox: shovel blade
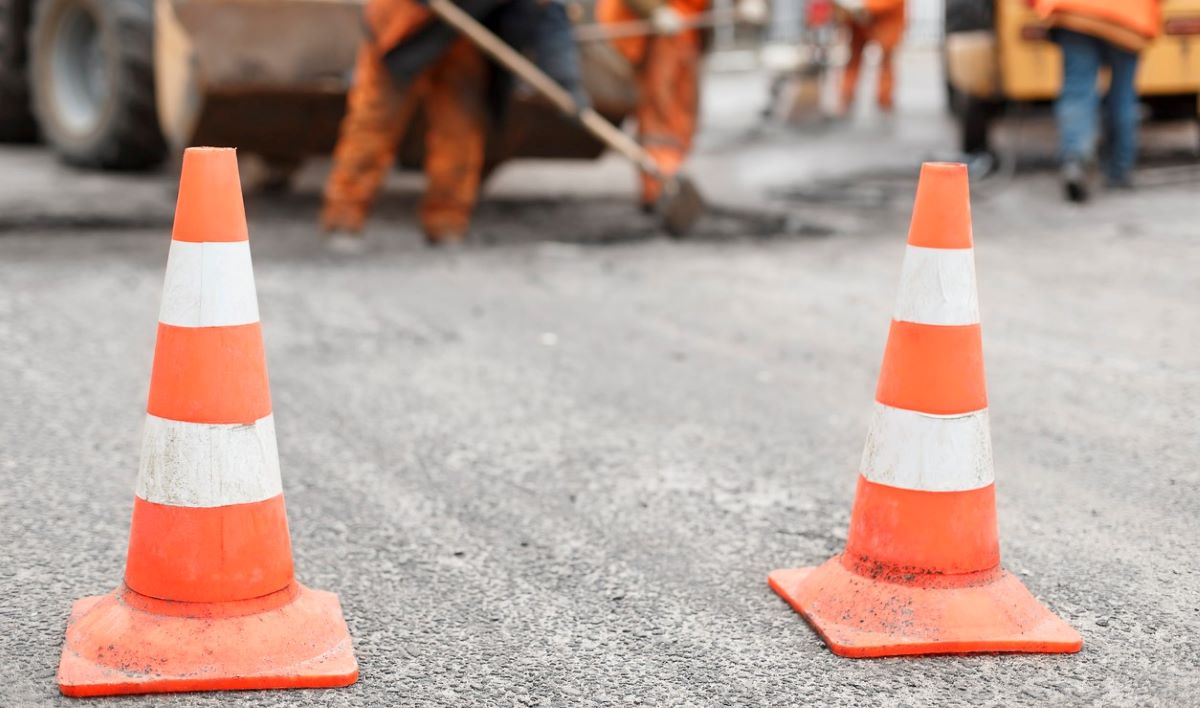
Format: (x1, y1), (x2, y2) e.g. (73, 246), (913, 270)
(659, 176), (704, 237)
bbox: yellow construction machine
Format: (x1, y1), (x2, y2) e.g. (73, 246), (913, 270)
(944, 0), (1200, 155)
(0, 0), (636, 178)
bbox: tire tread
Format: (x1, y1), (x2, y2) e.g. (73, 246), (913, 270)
(0, 0), (38, 142)
(29, 0), (165, 169)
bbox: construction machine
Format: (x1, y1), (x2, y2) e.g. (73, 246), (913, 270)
(944, 0), (1200, 156)
(0, 0), (637, 176)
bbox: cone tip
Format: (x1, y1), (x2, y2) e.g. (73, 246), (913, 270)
(185, 145), (237, 154)
(920, 161), (967, 176)
(180, 146), (238, 172)
(907, 161), (972, 250)
(173, 147), (248, 244)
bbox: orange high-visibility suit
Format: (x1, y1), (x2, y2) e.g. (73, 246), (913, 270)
(597, 0), (708, 207)
(1035, 0), (1160, 50)
(839, 0), (905, 113)
(322, 0), (487, 242)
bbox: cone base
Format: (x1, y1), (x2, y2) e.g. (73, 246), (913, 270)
(768, 557), (1082, 658)
(57, 583), (358, 697)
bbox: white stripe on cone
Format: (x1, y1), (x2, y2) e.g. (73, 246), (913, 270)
(860, 402), (994, 492)
(158, 240), (260, 328)
(137, 413), (283, 507)
(893, 246), (980, 326)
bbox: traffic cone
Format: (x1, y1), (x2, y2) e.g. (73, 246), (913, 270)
(768, 162), (1082, 657)
(57, 148), (359, 696)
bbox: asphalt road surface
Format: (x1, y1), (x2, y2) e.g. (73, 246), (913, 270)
(2, 63), (1199, 706)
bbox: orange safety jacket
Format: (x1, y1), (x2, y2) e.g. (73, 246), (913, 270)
(865, 0), (904, 13)
(1035, 0), (1161, 51)
(596, 0), (710, 64)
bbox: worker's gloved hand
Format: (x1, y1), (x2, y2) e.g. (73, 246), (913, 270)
(651, 6), (685, 35)
(736, 0), (768, 25)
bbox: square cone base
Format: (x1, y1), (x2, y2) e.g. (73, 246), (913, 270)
(768, 556), (1082, 658)
(57, 582), (358, 697)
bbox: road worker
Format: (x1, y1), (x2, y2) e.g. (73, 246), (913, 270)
(322, 0), (585, 250)
(1035, 0), (1161, 202)
(596, 0), (709, 211)
(835, 0), (905, 115)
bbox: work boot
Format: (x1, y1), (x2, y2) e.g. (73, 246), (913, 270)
(1061, 159), (1090, 203)
(325, 229), (368, 255)
(427, 232), (467, 249)
(965, 151), (997, 180)
(320, 201), (369, 254)
(423, 221), (468, 247)
(1105, 174), (1134, 191)
(421, 206), (471, 247)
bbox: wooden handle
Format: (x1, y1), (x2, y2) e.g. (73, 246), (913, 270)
(425, 0), (663, 177)
(428, 0), (577, 112)
(579, 110), (659, 174)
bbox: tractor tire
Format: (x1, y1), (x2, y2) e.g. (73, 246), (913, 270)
(960, 95), (999, 156)
(28, 0), (164, 168)
(0, 0), (38, 142)
(943, 58), (964, 118)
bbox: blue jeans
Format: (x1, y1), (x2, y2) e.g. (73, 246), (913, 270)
(1054, 29), (1141, 181)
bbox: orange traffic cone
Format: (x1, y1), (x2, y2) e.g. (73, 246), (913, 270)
(57, 148), (359, 696)
(768, 162), (1082, 657)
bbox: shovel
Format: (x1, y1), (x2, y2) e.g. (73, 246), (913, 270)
(426, 0), (705, 236)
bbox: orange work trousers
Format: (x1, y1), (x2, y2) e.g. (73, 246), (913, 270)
(597, 0), (704, 206)
(840, 6), (905, 112)
(634, 33), (701, 205)
(322, 38), (487, 238)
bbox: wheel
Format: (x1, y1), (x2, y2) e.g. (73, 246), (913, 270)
(960, 95), (999, 156)
(28, 0), (164, 168)
(943, 57), (964, 118)
(0, 0), (38, 141)
(1144, 94), (1199, 122)
(1196, 113), (1200, 155)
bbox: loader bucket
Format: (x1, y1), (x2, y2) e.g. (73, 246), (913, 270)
(155, 0), (361, 162)
(155, 0), (636, 173)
